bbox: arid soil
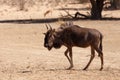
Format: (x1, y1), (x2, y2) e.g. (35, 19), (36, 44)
(0, 20), (120, 80)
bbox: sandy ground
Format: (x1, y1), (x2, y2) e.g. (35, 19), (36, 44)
(0, 20), (120, 80)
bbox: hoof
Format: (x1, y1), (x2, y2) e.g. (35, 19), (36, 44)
(100, 67), (103, 71)
(66, 66), (73, 70)
(83, 68), (87, 71)
(83, 67), (88, 71)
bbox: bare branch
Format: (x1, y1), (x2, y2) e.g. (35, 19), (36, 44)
(74, 12), (90, 18)
(63, 10), (74, 18)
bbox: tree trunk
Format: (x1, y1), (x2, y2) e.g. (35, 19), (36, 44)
(110, 0), (120, 9)
(90, 0), (104, 19)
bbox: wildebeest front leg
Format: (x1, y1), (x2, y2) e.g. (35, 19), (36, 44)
(64, 48), (73, 70)
(64, 49), (71, 68)
(83, 46), (95, 70)
(68, 47), (73, 69)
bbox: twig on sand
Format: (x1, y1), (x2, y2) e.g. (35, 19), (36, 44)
(18, 70), (32, 73)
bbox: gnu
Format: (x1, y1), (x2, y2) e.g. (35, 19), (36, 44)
(44, 22), (104, 71)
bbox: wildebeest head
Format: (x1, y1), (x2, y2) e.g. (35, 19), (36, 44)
(44, 24), (62, 50)
(44, 24), (55, 50)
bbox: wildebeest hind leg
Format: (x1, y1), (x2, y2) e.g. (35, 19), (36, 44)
(94, 47), (104, 71)
(83, 46), (95, 70)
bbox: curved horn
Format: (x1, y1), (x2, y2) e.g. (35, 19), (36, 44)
(48, 24), (52, 30)
(45, 24), (49, 30)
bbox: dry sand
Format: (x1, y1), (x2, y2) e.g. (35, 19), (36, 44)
(0, 20), (120, 80)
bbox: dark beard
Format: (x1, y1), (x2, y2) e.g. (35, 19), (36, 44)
(53, 42), (62, 49)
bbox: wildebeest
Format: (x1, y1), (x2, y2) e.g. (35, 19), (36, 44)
(44, 22), (104, 71)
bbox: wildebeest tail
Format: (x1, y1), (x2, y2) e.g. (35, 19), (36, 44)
(99, 34), (103, 51)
